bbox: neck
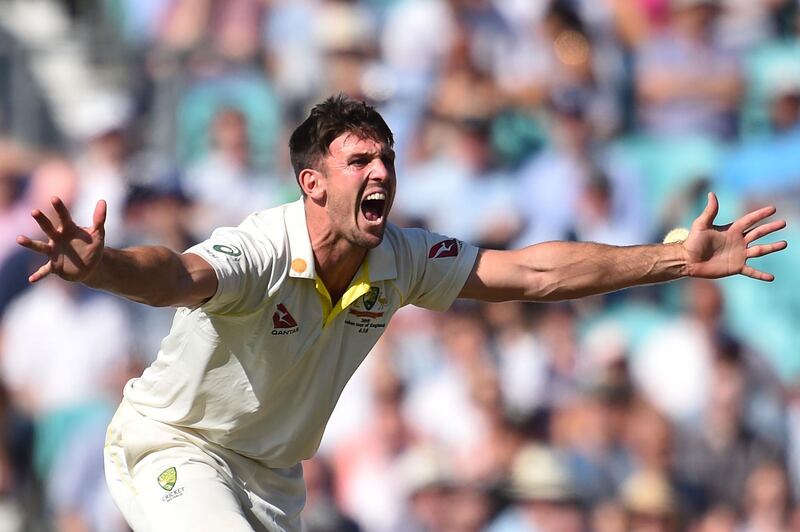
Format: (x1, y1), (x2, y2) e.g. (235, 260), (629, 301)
(305, 201), (367, 301)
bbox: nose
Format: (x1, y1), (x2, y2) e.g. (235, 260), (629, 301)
(367, 158), (391, 181)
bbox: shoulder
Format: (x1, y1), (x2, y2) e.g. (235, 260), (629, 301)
(383, 225), (434, 256)
(192, 202), (296, 269)
(238, 203), (294, 241)
(212, 202), (299, 254)
(385, 224), (473, 263)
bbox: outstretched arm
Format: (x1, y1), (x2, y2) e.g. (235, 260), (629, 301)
(16, 196), (217, 307)
(459, 193), (787, 302)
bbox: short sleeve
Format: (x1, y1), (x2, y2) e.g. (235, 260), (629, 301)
(397, 228), (479, 311)
(184, 222), (281, 315)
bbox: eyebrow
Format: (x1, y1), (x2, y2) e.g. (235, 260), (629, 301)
(347, 148), (395, 161)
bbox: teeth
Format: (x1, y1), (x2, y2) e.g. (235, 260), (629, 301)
(364, 192), (386, 201)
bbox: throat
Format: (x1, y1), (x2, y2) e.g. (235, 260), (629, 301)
(314, 247), (367, 304)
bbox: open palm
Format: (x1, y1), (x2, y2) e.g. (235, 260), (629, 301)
(16, 196), (107, 283)
(683, 192), (787, 281)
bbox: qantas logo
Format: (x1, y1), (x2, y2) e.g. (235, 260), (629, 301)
(428, 239), (459, 259)
(272, 304), (299, 335)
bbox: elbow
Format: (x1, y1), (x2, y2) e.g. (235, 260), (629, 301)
(135, 292), (176, 308)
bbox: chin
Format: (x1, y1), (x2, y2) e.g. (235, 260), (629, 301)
(353, 227), (385, 249)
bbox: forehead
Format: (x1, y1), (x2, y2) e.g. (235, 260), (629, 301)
(327, 132), (390, 158)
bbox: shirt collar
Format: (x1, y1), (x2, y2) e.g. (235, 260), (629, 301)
(285, 198), (316, 279)
(283, 198), (397, 282)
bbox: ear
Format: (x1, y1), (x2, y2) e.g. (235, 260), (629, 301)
(298, 168), (326, 200)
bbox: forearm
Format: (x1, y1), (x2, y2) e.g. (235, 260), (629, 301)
(462, 193), (785, 303)
(83, 246), (205, 307)
(517, 241), (689, 301)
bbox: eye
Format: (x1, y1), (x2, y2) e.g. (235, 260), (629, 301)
(381, 150), (396, 166)
(350, 158), (369, 168)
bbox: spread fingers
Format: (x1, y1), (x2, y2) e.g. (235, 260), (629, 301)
(16, 235), (52, 255)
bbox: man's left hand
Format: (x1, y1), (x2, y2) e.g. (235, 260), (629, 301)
(683, 192), (787, 281)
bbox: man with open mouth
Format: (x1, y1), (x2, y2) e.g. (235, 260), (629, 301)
(17, 95), (788, 531)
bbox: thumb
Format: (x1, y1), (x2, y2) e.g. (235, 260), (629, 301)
(694, 192), (718, 228)
(93, 199), (107, 233)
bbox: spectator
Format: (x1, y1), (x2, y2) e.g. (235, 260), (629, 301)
(71, 92), (133, 248)
(740, 461), (792, 531)
(635, 0), (743, 139)
(0, 158), (80, 318)
(620, 469), (681, 532)
(331, 356), (414, 531)
(394, 445), (455, 532)
(301, 456), (360, 532)
(0, 139), (36, 266)
(674, 348), (783, 511)
(513, 89), (648, 248)
(183, 106), (293, 237)
(719, 80), (800, 196)
(0, 277), (131, 530)
(487, 444), (585, 532)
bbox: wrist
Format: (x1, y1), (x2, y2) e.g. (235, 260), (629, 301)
(82, 248), (108, 287)
(672, 243), (691, 278)
(661, 227), (691, 278)
(654, 242), (691, 280)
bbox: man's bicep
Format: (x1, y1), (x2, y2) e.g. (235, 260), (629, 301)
(458, 249), (534, 302)
(178, 252), (219, 307)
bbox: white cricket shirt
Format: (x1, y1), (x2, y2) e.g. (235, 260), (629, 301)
(122, 199), (479, 468)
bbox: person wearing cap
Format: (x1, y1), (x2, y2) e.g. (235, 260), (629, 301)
(620, 470), (680, 532)
(16, 95), (788, 531)
(487, 444), (584, 532)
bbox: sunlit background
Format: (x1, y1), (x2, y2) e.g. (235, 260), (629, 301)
(0, 0), (799, 530)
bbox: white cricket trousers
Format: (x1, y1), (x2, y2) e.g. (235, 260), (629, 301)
(103, 399), (306, 532)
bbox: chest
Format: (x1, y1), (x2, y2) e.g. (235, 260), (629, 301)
(209, 280), (399, 372)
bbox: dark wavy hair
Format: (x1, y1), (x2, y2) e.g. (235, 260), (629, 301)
(289, 95), (394, 185)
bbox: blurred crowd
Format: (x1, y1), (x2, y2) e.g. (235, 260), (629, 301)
(0, 0), (799, 530)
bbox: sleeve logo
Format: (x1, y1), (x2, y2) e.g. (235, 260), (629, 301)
(428, 239), (459, 259)
(212, 244), (242, 257)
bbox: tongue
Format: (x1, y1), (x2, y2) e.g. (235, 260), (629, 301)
(364, 206), (380, 221)
(362, 200), (383, 222)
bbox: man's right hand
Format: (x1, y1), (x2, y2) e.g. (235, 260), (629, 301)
(16, 196), (107, 284)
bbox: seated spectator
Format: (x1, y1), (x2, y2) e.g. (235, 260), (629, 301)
(674, 349), (784, 512)
(183, 107), (293, 237)
(513, 89), (648, 248)
(394, 113), (521, 247)
(718, 80), (800, 196)
(0, 278), (132, 531)
(394, 445), (456, 532)
(620, 470), (680, 532)
(635, 0), (743, 139)
(331, 356), (415, 531)
(740, 461), (792, 532)
(487, 444), (584, 532)
(301, 456), (360, 532)
(0, 158), (80, 319)
(0, 139), (36, 266)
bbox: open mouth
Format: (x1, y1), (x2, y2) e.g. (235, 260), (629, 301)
(361, 192), (387, 223)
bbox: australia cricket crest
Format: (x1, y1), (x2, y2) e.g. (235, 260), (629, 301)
(158, 467), (177, 491)
(347, 286), (388, 331)
(362, 287), (380, 310)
